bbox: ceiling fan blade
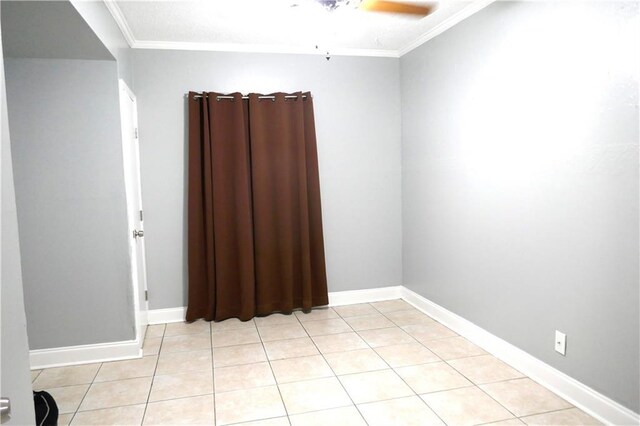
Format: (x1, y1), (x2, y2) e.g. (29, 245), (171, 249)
(359, 0), (435, 16)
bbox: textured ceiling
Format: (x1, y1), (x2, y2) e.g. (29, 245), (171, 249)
(112, 0), (484, 56)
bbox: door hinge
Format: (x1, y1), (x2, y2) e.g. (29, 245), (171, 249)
(145, 290), (148, 301)
(134, 128), (139, 139)
(139, 210), (143, 221)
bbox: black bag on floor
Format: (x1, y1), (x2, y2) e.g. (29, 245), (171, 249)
(33, 391), (58, 426)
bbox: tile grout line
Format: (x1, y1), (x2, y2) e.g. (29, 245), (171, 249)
(256, 321), (293, 426)
(381, 300), (522, 424)
(342, 302), (450, 426)
(296, 307), (371, 426)
(140, 322), (165, 425)
(64, 355), (103, 424)
(209, 320), (217, 426)
(372, 301), (517, 424)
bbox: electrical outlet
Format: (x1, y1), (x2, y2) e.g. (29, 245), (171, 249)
(555, 330), (566, 356)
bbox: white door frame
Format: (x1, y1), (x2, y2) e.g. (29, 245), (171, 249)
(118, 79), (149, 348)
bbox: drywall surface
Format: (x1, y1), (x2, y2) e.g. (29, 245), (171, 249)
(70, 0), (133, 86)
(1, 1), (113, 61)
(5, 58), (135, 349)
(401, 1), (639, 412)
(0, 14), (35, 424)
(132, 50), (402, 309)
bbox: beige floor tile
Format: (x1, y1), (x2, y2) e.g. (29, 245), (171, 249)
(255, 313), (299, 326)
(211, 317), (256, 333)
(257, 323), (307, 342)
(263, 337), (320, 360)
(448, 354), (524, 384)
(143, 394), (215, 425)
(279, 376), (352, 415)
(384, 309), (437, 327)
(324, 348), (388, 375)
(164, 320), (210, 337)
(338, 369), (413, 404)
(358, 396), (445, 426)
(481, 378), (572, 417)
(215, 385), (286, 425)
(370, 299), (413, 313)
(357, 327), (414, 348)
(294, 308), (339, 322)
(375, 342), (440, 367)
(33, 363), (100, 389)
(271, 354), (333, 383)
(395, 362), (472, 394)
(143, 337), (162, 356)
(402, 324), (457, 342)
(145, 324), (165, 339)
(485, 419), (525, 425)
(149, 369), (214, 402)
(214, 342), (267, 367)
(302, 318), (352, 336)
(79, 377), (152, 411)
(421, 386), (513, 426)
(343, 314), (395, 331)
(312, 332), (368, 354)
(212, 327), (260, 347)
(94, 355), (157, 382)
(30, 370), (42, 382)
(47, 384), (89, 414)
(289, 405), (367, 426)
(334, 303), (378, 318)
(162, 333), (211, 353)
(422, 336), (486, 360)
(156, 349), (212, 375)
(71, 404), (145, 425)
(215, 362), (275, 392)
(236, 418), (290, 426)
(57, 413), (74, 426)
(520, 408), (603, 425)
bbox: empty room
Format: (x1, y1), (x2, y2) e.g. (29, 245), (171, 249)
(1, 0), (638, 425)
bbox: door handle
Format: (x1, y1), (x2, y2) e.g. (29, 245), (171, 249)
(133, 230), (144, 238)
(0, 397), (10, 418)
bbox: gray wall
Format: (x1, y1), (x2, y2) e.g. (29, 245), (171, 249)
(5, 58), (135, 349)
(132, 50), (403, 309)
(1, 1), (113, 62)
(1, 16), (35, 424)
(70, 0), (133, 86)
(401, 0), (639, 413)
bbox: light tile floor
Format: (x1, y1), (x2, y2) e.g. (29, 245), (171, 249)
(31, 299), (603, 425)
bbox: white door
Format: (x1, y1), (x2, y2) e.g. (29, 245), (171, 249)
(119, 80), (149, 347)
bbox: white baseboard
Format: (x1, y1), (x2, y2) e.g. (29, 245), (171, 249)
(33, 283), (638, 425)
(401, 286), (640, 426)
(328, 285), (403, 306)
(147, 286), (404, 324)
(30, 339), (141, 370)
(147, 307), (187, 324)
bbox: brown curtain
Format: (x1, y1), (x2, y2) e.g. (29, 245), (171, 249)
(186, 92), (328, 322)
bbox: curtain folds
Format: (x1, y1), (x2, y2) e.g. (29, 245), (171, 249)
(187, 92), (328, 322)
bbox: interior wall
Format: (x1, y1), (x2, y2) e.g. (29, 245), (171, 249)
(132, 49), (402, 310)
(4, 58), (135, 349)
(70, 0), (133, 86)
(0, 14), (35, 424)
(401, 0), (639, 413)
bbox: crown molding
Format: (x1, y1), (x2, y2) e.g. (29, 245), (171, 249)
(397, 0), (496, 56)
(103, 0), (135, 47)
(103, 0), (494, 59)
(131, 39), (399, 58)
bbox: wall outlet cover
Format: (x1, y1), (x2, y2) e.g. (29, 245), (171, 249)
(555, 330), (566, 356)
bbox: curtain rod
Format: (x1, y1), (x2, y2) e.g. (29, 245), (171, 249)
(190, 94), (309, 100)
